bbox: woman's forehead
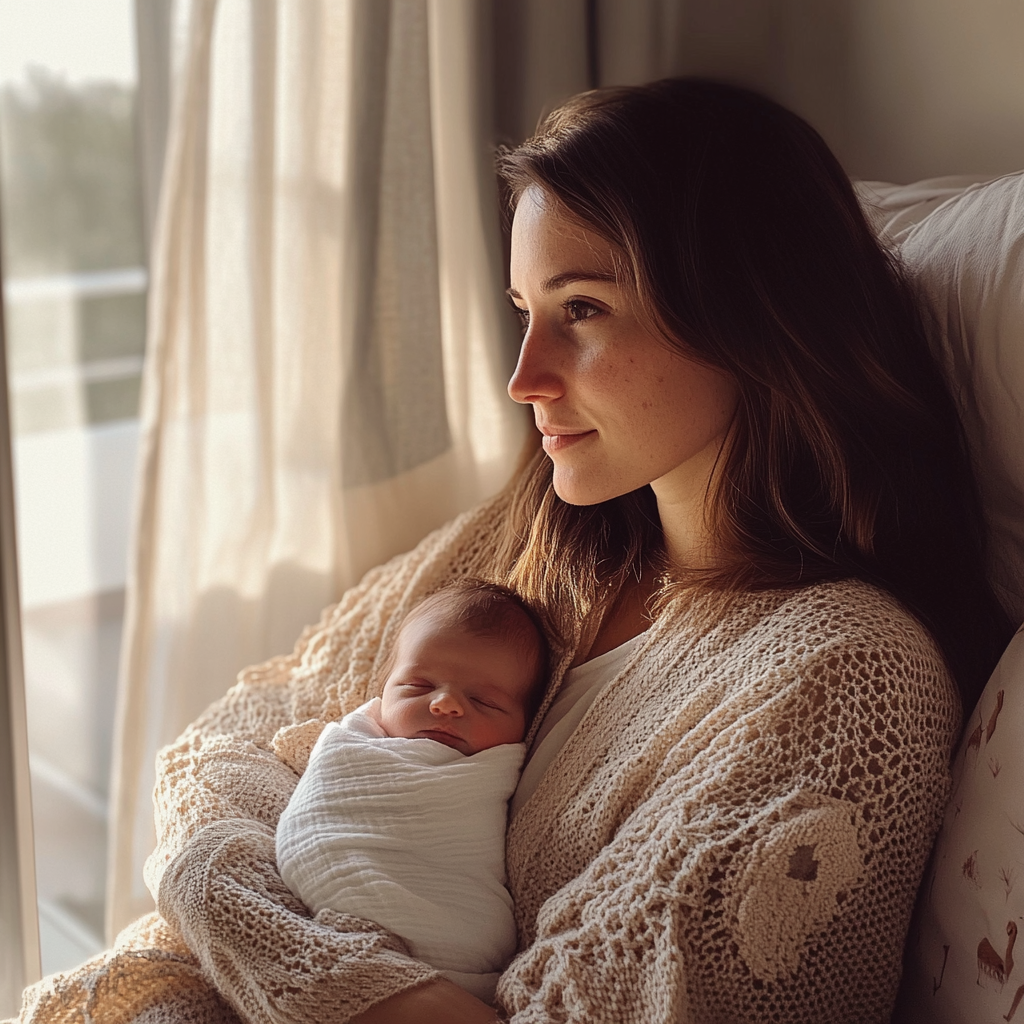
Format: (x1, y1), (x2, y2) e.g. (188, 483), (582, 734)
(509, 187), (620, 291)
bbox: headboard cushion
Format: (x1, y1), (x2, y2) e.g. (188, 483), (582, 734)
(859, 173), (1024, 626)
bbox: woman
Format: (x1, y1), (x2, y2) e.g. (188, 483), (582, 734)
(339, 79), (1010, 1023)
(19, 79), (1010, 1024)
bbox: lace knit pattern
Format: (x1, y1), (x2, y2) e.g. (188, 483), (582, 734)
(7, 496), (959, 1024)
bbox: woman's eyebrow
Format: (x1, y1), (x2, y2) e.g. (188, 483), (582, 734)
(506, 270), (618, 300)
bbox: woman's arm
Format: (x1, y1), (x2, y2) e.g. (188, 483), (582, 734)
(148, 617), (446, 1021)
(156, 816), (444, 1023)
(350, 980), (502, 1024)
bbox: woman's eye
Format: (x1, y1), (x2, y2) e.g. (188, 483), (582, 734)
(564, 299), (600, 323)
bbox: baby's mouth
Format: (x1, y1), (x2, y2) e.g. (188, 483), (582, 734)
(418, 728), (467, 752)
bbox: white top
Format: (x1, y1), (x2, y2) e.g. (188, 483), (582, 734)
(511, 631), (647, 817)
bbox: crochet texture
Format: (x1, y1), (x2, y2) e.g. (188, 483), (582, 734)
(7, 495), (960, 1024)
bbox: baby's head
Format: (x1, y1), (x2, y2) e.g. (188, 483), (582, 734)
(377, 578), (548, 755)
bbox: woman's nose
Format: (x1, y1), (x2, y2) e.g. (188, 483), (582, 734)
(507, 325), (563, 405)
(429, 692), (464, 716)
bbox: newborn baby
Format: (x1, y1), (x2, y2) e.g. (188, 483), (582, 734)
(275, 578), (547, 1002)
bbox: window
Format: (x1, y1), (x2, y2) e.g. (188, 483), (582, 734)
(0, 0), (146, 976)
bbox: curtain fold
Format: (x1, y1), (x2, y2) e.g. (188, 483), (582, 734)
(107, 0), (531, 936)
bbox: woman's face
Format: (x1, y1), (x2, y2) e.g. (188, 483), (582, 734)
(507, 187), (739, 510)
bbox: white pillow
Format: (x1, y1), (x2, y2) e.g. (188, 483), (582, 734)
(895, 626), (1024, 1022)
(866, 171), (1024, 624)
(855, 177), (986, 246)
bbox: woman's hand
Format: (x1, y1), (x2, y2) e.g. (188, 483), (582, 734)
(350, 979), (503, 1024)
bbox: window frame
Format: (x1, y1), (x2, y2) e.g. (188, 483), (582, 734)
(0, 212), (42, 1013)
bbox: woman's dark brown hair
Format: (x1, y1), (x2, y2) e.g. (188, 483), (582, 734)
(495, 77), (1012, 711)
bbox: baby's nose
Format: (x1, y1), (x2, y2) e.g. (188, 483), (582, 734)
(429, 692), (463, 716)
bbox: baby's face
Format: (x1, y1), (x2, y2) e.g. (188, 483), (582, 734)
(378, 610), (534, 756)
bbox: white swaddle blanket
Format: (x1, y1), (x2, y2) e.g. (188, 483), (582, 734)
(275, 698), (524, 1002)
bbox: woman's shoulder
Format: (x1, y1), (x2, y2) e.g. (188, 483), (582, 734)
(651, 576), (957, 716)
(767, 576), (939, 646)
(703, 576), (945, 659)
(768, 578), (958, 702)
(311, 489), (512, 646)
(359, 489), (513, 587)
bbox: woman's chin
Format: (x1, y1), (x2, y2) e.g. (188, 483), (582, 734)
(551, 471), (633, 507)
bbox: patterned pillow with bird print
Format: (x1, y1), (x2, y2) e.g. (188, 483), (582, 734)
(896, 624), (1024, 1023)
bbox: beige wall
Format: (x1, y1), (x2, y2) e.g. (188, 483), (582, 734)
(599, 0), (1024, 183)
(494, 0), (1024, 183)
(835, 0), (1024, 181)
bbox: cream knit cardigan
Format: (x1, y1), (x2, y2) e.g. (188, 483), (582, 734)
(11, 495), (960, 1024)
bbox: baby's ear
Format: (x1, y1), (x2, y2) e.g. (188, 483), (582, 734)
(271, 718), (329, 775)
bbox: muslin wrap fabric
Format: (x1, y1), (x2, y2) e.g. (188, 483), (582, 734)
(275, 698), (524, 1002)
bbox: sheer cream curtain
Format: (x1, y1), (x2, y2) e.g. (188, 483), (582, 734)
(106, 0), (532, 935)
(100, 0), (1024, 948)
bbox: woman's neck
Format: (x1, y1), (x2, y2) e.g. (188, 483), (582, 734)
(575, 443), (726, 668)
(658, 504), (717, 569)
(572, 574), (655, 667)
(651, 435), (726, 571)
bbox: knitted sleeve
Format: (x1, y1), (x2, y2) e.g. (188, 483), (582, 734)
(498, 595), (960, 1023)
(147, 497), (509, 1024)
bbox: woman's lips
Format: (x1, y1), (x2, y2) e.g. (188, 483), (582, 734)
(541, 430), (596, 453)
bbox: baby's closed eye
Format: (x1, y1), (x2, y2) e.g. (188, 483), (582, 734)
(471, 697), (505, 712)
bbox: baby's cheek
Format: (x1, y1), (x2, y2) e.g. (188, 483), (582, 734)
(490, 716), (525, 748)
(377, 700), (404, 738)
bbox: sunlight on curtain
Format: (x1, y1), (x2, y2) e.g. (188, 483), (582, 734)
(106, 0), (529, 935)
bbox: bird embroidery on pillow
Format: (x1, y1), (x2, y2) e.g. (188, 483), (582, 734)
(976, 919), (1016, 987)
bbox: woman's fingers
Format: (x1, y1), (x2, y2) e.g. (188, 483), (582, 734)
(349, 979), (503, 1024)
